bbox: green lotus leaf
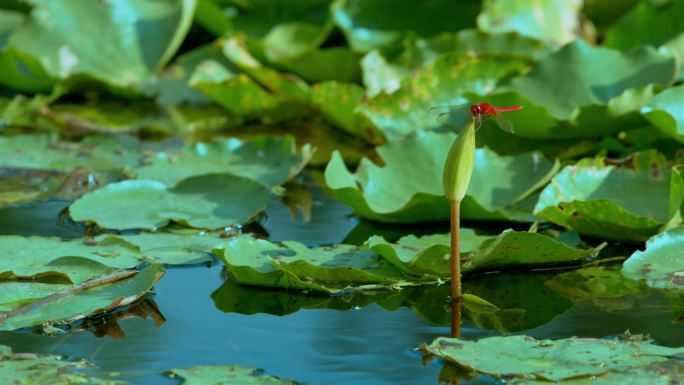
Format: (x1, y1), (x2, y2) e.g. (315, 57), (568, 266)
(310, 81), (383, 143)
(508, 40), (674, 122)
(168, 365), (298, 385)
(366, 230), (601, 278)
(222, 38), (311, 102)
(261, 21), (332, 63)
(398, 30), (551, 69)
(483, 83), (657, 139)
(325, 131), (558, 223)
(6, 0), (197, 89)
(272, 46), (362, 83)
(477, 0), (582, 45)
(622, 226), (684, 290)
(69, 175), (271, 230)
(603, 0), (684, 50)
(0, 134), (141, 172)
(0, 282), (70, 312)
(331, 0), (478, 53)
(0, 235), (142, 283)
(215, 235), (419, 294)
(534, 151), (684, 242)
(113, 230), (228, 265)
(133, 136), (310, 187)
(189, 60), (288, 118)
(642, 84), (684, 142)
(0, 345), (124, 385)
(360, 50), (408, 97)
(0, 169), (65, 208)
(357, 53), (528, 140)
(0, 264), (164, 331)
(0, 9), (53, 93)
(509, 361), (684, 385)
(422, 334), (684, 382)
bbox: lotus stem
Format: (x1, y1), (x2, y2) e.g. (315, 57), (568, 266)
(450, 199), (461, 301)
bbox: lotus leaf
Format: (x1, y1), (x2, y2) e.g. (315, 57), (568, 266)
(216, 235), (415, 294)
(133, 136), (311, 187)
(0, 282), (70, 312)
(69, 175), (271, 230)
(534, 151), (684, 241)
(642, 84), (684, 142)
(484, 41), (674, 140)
(360, 50), (407, 97)
(397, 30), (551, 68)
(331, 0), (478, 53)
(0, 345), (125, 385)
(0, 235), (142, 283)
(422, 335), (684, 382)
(0, 264), (164, 331)
(357, 53), (528, 140)
(325, 131), (557, 223)
(622, 226), (684, 290)
(310, 81), (371, 140)
(477, 0), (582, 45)
(603, 0), (684, 50)
(366, 230), (601, 278)
(114, 230), (227, 265)
(5, 0), (196, 89)
(0, 134), (141, 172)
(169, 365), (298, 385)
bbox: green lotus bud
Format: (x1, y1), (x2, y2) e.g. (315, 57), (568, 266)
(443, 121), (476, 201)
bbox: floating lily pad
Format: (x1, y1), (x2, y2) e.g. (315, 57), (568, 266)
(0, 282), (70, 312)
(0, 264), (164, 331)
(534, 151), (684, 242)
(546, 266), (644, 303)
(622, 226), (684, 290)
(421, 335), (684, 382)
(69, 175), (271, 230)
(114, 231), (227, 265)
(0, 235), (142, 283)
(325, 131), (557, 223)
(0, 134), (141, 172)
(216, 235), (417, 294)
(169, 365), (298, 385)
(0, 345), (124, 385)
(133, 136), (311, 187)
(6, 0), (196, 89)
(357, 53), (528, 140)
(477, 0), (582, 45)
(366, 230), (601, 278)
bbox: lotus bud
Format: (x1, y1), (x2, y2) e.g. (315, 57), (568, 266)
(443, 121), (476, 201)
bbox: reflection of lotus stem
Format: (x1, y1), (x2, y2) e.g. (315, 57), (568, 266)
(450, 199), (461, 301)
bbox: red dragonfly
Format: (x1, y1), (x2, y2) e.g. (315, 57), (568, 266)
(429, 102), (523, 133)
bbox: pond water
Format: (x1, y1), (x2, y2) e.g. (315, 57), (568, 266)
(1, 189), (683, 384)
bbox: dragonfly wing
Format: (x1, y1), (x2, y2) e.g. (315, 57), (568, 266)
(428, 104), (470, 127)
(494, 112), (515, 134)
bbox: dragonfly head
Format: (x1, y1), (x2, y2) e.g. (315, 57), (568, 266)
(470, 104), (482, 117)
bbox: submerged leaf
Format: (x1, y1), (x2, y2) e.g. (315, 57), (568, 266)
(69, 175), (271, 230)
(169, 365), (298, 385)
(325, 131), (557, 223)
(534, 151), (683, 241)
(623, 226), (684, 290)
(422, 335), (684, 382)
